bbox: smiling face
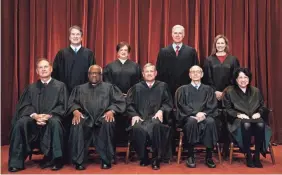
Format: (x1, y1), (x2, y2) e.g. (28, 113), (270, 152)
(172, 27), (184, 44)
(36, 60), (52, 79)
(142, 65), (157, 82)
(69, 28), (82, 45)
(117, 45), (129, 59)
(236, 72), (249, 88)
(216, 37), (227, 53)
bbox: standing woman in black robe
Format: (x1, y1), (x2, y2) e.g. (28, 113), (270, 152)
(203, 35), (240, 153)
(103, 42), (142, 144)
(222, 68), (271, 168)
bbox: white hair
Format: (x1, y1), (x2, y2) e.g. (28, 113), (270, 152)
(172, 25), (185, 35)
(88, 65), (103, 73)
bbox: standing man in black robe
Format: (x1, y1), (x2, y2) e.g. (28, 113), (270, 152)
(67, 65), (126, 170)
(175, 65), (218, 168)
(8, 59), (68, 172)
(156, 24), (199, 98)
(126, 63), (173, 170)
(52, 25), (95, 93)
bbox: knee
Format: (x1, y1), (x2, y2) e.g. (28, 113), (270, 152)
(255, 122), (265, 130)
(183, 117), (197, 127)
(205, 117), (215, 125)
(242, 122), (251, 130)
(48, 117), (63, 129)
(102, 120), (115, 129)
(14, 117), (33, 129)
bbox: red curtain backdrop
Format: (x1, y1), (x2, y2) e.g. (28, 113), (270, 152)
(1, 0), (282, 145)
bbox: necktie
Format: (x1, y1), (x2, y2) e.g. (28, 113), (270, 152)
(176, 45), (180, 56)
(195, 85), (198, 89)
(148, 84), (152, 88)
(74, 48), (78, 53)
(43, 83), (48, 86)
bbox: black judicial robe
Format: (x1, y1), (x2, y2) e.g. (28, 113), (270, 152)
(222, 86), (272, 155)
(66, 82), (126, 164)
(203, 55), (240, 92)
(9, 79), (68, 169)
(103, 59), (142, 94)
(52, 47), (95, 92)
(126, 81), (173, 160)
(175, 84), (218, 146)
(156, 44), (199, 97)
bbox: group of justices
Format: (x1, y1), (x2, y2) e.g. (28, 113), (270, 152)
(8, 24), (271, 172)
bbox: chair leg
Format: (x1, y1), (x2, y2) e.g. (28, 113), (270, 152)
(229, 142), (234, 164)
(216, 143), (222, 164)
(177, 132), (183, 164)
(269, 143), (276, 165)
(125, 141), (130, 164)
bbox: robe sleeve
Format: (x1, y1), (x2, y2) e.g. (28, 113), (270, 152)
(192, 48), (199, 65)
(88, 51), (96, 66)
(106, 85), (126, 115)
(156, 49), (165, 81)
(203, 87), (218, 117)
(160, 83), (173, 123)
(52, 50), (63, 81)
(203, 59), (216, 91)
(175, 87), (197, 123)
(230, 57), (240, 85)
(222, 90), (239, 118)
(136, 64), (142, 83)
(65, 86), (83, 117)
(257, 90), (268, 120)
(49, 84), (69, 119)
(12, 86), (36, 125)
(126, 86), (141, 119)
(103, 65), (112, 83)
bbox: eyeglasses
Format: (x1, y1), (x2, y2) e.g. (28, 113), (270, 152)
(88, 72), (102, 75)
(190, 70), (202, 74)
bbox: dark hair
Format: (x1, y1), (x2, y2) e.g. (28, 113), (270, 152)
(210, 34), (230, 56)
(36, 58), (52, 67)
(233, 67), (252, 85)
(116, 41), (131, 53)
(69, 25), (83, 36)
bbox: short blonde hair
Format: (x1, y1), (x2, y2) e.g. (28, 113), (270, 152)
(69, 25), (83, 36)
(36, 58), (52, 68)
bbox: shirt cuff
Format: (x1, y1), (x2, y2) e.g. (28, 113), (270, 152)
(30, 113), (37, 118)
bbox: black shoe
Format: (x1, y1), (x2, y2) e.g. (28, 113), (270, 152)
(246, 155), (255, 168)
(140, 158), (150, 166)
(8, 167), (23, 172)
(75, 164), (86, 170)
(151, 160), (160, 170)
(40, 160), (54, 169)
(51, 163), (63, 171)
(101, 162), (112, 169)
(186, 156), (196, 168)
(205, 158), (216, 168)
(253, 155), (263, 168)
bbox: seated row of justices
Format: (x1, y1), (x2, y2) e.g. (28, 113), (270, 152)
(8, 59), (271, 173)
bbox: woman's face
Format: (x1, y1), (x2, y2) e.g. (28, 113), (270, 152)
(118, 45), (129, 59)
(236, 72), (249, 88)
(216, 38), (226, 52)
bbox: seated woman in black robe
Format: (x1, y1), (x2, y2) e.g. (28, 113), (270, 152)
(222, 67), (272, 168)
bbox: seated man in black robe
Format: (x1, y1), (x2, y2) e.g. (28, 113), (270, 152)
(175, 65), (218, 168)
(126, 63), (173, 170)
(8, 58), (68, 172)
(67, 65), (126, 170)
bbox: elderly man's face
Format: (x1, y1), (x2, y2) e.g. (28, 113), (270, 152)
(69, 28), (82, 45)
(172, 27), (184, 43)
(189, 66), (203, 81)
(236, 72), (249, 88)
(88, 66), (102, 84)
(142, 66), (157, 82)
(36, 60), (52, 79)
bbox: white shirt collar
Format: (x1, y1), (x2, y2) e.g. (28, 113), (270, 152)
(146, 81), (155, 87)
(70, 44), (82, 52)
(41, 77), (52, 84)
(118, 58), (127, 64)
(172, 43), (183, 51)
(191, 82), (201, 89)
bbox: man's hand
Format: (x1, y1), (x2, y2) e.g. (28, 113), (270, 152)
(131, 116), (143, 126)
(195, 112), (206, 123)
(237, 114), (250, 119)
(72, 110), (84, 125)
(153, 110), (163, 123)
(215, 91), (223, 101)
(252, 113), (261, 119)
(104, 110), (115, 122)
